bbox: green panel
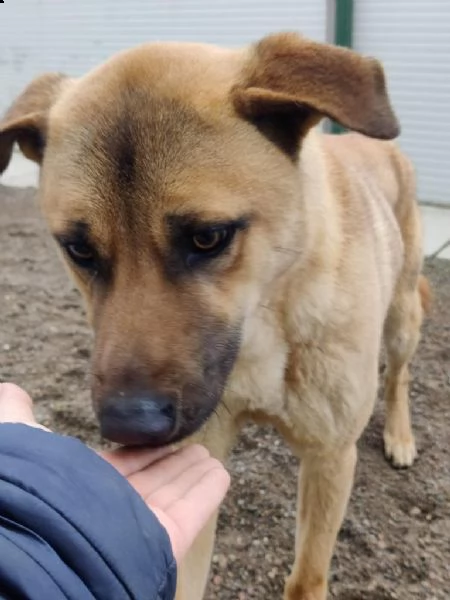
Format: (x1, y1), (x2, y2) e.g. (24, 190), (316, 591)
(335, 0), (354, 48)
(330, 0), (354, 134)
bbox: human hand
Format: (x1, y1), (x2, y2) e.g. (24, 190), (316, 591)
(0, 383), (230, 562)
(100, 444), (230, 561)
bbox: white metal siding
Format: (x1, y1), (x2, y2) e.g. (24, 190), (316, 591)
(353, 0), (450, 205)
(0, 1), (326, 116)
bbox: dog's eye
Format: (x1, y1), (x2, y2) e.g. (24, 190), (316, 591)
(193, 229), (226, 251)
(65, 243), (95, 268)
(192, 227), (231, 253)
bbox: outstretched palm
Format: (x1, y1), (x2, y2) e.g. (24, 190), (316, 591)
(100, 444), (230, 560)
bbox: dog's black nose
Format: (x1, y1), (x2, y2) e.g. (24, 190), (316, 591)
(99, 393), (177, 446)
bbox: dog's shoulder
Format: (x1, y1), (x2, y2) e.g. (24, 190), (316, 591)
(319, 131), (413, 192)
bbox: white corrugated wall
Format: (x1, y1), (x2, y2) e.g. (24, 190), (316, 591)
(353, 0), (450, 206)
(0, 0), (326, 116)
(1, 2), (448, 206)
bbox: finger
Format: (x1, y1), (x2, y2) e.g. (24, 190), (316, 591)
(145, 457), (223, 510)
(99, 444), (177, 478)
(0, 383), (35, 422)
(0, 383), (50, 431)
(0, 382), (34, 421)
(127, 444), (210, 497)
(153, 465), (230, 560)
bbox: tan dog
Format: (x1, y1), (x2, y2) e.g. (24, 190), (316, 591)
(0, 33), (429, 599)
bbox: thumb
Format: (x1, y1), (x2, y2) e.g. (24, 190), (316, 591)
(0, 383), (48, 430)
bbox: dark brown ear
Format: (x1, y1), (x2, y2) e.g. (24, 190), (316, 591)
(0, 73), (68, 174)
(232, 33), (400, 156)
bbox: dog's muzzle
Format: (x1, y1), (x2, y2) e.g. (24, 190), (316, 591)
(98, 392), (177, 446)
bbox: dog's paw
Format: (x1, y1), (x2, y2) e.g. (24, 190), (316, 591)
(383, 431), (417, 468)
(284, 576), (326, 600)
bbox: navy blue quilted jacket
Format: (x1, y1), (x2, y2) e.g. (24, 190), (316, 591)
(0, 424), (177, 599)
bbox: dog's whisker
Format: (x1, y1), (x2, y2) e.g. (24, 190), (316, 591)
(219, 398), (232, 417)
(223, 387), (243, 400)
(87, 271), (99, 291)
(273, 246), (303, 256)
(259, 303), (277, 312)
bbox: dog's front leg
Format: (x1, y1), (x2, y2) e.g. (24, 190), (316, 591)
(175, 511), (219, 600)
(174, 409), (241, 600)
(284, 444), (357, 600)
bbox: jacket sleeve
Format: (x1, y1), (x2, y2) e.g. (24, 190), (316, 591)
(0, 423), (177, 600)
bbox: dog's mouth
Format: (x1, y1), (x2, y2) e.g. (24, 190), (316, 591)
(94, 372), (234, 448)
(93, 323), (242, 447)
(96, 386), (222, 447)
(97, 391), (179, 447)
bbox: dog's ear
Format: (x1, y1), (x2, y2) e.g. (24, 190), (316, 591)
(0, 73), (68, 174)
(232, 33), (400, 157)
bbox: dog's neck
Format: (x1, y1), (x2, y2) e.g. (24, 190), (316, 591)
(225, 129), (344, 418)
(255, 129), (343, 338)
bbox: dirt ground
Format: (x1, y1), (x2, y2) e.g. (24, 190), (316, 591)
(1, 183), (449, 600)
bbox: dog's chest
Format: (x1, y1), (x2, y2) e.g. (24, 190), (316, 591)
(224, 279), (381, 449)
(224, 305), (288, 419)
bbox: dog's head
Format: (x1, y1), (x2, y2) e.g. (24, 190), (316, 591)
(0, 33), (399, 446)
